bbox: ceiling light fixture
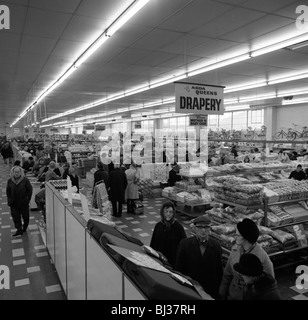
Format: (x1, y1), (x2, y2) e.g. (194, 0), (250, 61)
(285, 40), (308, 50)
(282, 98), (308, 105)
(225, 81), (267, 93)
(30, 30), (308, 126)
(10, 0), (150, 128)
(251, 32), (308, 57)
(188, 54), (250, 77)
(225, 105), (250, 111)
(268, 72), (308, 85)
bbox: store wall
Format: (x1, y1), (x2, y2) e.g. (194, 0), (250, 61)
(274, 103), (308, 134)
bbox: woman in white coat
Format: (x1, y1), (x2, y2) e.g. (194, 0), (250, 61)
(125, 163), (140, 214)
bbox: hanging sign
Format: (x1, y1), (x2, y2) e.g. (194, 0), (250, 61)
(95, 125), (105, 131)
(84, 125), (95, 130)
(175, 82), (224, 115)
(189, 115), (208, 126)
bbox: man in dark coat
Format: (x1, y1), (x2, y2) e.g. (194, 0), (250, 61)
(175, 215), (223, 299)
(109, 164), (128, 217)
(1, 141), (13, 164)
(93, 162), (109, 193)
(289, 164), (306, 181)
(168, 163), (182, 187)
(6, 166), (33, 236)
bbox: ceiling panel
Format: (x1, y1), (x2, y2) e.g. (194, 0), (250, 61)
(193, 7), (265, 38)
(75, 0), (132, 20)
(29, 0), (81, 13)
(23, 7), (72, 38)
(242, 0), (300, 12)
(20, 35), (58, 54)
(222, 15), (294, 43)
(157, 0), (233, 33)
(60, 14), (109, 44)
(130, 29), (184, 51)
(6, 4), (28, 34)
(1, 0), (308, 128)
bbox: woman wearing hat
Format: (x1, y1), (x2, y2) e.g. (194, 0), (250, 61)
(219, 218), (274, 300)
(233, 253), (281, 300)
(175, 215), (223, 299)
(150, 202), (186, 268)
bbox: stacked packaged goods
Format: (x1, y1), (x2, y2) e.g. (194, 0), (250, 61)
(263, 180), (308, 203)
(213, 175), (264, 206)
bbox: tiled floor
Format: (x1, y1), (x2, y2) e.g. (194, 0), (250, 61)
(0, 161), (307, 300)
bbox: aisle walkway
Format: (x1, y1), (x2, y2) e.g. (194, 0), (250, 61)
(0, 162), (307, 300)
(0, 162), (66, 300)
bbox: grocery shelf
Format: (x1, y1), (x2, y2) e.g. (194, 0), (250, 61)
(213, 198), (263, 210)
(270, 220), (308, 230)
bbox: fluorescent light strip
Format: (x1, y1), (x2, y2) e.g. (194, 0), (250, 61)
(27, 32), (308, 127)
(11, 0), (150, 127)
(225, 105), (250, 111)
(268, 72), (308, 85)
(225, 81), (267, 93)
(188, 54), (250, 77)
(282, 99), (308, 105)
(239, 93), (277, 103)
(150, 74), (187, 89)
(277, 88), (308, 97)
(106, 0), (150, 36)
(251, 32), (308, 57)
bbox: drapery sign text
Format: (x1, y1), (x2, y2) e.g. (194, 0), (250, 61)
(0, 5), (10, 30)
(175, 82), (224, 116)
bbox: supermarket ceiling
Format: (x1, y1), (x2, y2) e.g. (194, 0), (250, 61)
(1, 0), (308, 128)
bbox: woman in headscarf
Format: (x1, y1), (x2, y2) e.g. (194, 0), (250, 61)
(150, 201), (186, 268)
(6, 166), (33, 237)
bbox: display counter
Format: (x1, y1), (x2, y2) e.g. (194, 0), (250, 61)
(12, 145), (32, 164)
(45, 182), (145, 300)
(45, 183), (207, 300)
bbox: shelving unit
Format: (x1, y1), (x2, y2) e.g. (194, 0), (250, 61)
(212, 196), (308, 269)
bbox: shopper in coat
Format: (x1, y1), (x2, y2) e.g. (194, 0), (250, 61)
(125, 163), (140, 214)
(219, 218), (275, 300)
(1, 141), (14, 164)
(6, 166), (33, 237)
(168, 163), (182, 187)
(109, 164), (128, 217)
(22, 156), (35, 173)
(289, 164), (306, 181)
(68, 165), (79, 192)
(93, 161), (109, 193)
(175, 215), (223, 299)
(233, 253), (281, 300)
(150, 202), (186, 268)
